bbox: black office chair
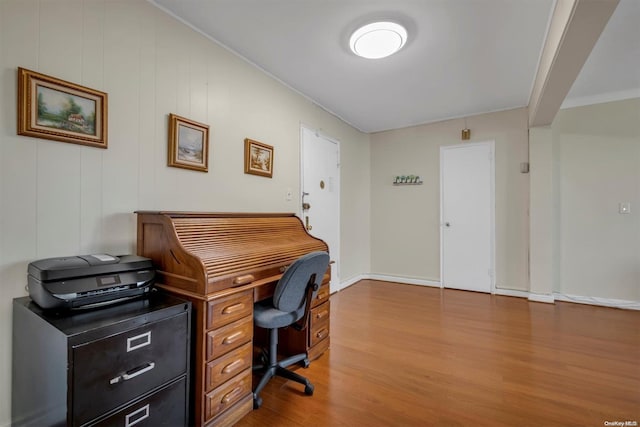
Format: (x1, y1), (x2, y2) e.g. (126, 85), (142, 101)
(252, 251), (330, 409)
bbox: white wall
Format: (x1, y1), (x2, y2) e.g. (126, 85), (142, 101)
(370, 108), (530, 290)
(0, 1), (371, 423)
(551, 98), (640, 302)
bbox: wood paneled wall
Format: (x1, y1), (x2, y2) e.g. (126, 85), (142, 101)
(0, 1), (371, 424)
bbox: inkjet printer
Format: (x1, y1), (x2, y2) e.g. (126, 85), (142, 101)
(27, 254), (156, 310)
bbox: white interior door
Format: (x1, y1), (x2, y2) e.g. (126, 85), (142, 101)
(440, 142), (494, 293)
(301, 126), (341, 293)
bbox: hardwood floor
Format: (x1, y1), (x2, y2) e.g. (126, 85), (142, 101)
(236, 280), (640, 427)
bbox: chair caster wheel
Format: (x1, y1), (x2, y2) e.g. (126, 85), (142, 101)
(304, 384), (314, 396)
(253, 395), (262, 409)
(302, 358), (310, 368)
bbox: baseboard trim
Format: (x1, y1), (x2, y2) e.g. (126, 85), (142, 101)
(553, 293), (640, 310)
(528, 293), (556, 304)
(494, 288), (531, 299)
(337, 275), (367, 292)
(340, 274), (441, 288)
(365, 274), (441, 288)
(339, 274), (640, 310)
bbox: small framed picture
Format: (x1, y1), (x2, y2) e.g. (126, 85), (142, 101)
(17, 67), (108, 148)
(168, 113), (209, 172)
(244, 138), (274, 178)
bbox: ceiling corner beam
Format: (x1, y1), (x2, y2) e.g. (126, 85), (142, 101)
(528, 0), (619, 127)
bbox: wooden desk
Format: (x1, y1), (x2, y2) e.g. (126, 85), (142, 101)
(135, 211), (331, 426)
(156, 273), (330, 426)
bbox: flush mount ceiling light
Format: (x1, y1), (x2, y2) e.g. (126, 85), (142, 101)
(349, 21), (407, 59)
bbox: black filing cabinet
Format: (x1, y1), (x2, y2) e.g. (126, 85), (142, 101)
(12, 292), (191, 427)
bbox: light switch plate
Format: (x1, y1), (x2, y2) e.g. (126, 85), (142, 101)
(286, 188), (293, 201)
(619, 202), (631, 214)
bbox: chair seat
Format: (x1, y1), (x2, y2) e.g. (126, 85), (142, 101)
(254, 299), (304, 329)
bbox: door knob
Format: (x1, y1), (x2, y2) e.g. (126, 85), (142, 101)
(445, 222), (451, 227)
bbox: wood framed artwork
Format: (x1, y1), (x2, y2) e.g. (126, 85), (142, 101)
(244, 138), (274, 178)
(17, 67), (108, 148)
(168, 113), (209, 172)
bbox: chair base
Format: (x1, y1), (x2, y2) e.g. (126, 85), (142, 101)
(252, 328), (314, 409)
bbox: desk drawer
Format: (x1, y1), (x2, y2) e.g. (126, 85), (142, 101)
(310, 302), (330, 348)
(206, 316), (252, 361)
(312, 283), (330, 308)
(207, 291), (253, 330)
(310, 323), (330, 347)
(205, 342), (252, 392)
(310, 301), (330, 327)
(72, 312), (188, 425)
(204, 369), (251, 421)
(87, 377), (186, 427)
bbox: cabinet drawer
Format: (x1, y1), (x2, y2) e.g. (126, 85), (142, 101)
(312, 283), (330, 308)
(205, 342), (252, 392)
(204, 369), (251, 421)
(310, 324), (329, 347)
(310, 301), (330, 327)
(72, 312), (188, 425)
(207, 291), (253, 330)
(206, 316), (252, 361)
(87, 377), (186, 427)
(310, 303), (330, 348)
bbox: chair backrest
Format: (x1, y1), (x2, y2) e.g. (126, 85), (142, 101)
(273, 251), (330, 314)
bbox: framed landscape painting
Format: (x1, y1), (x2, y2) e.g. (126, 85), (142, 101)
(244, 138), (273, 178)
(17, 67), (108, 148)
(168, 113), (209, 172)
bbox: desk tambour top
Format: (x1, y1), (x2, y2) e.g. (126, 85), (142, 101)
(135, 211), (328, 296)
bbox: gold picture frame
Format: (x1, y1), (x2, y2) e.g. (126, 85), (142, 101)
(17, 67), (108, 148)
(244, 138), (274, 178)
(168, 113), (209, 172)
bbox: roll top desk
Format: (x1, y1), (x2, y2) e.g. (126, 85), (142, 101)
(135, 211), (331, 426)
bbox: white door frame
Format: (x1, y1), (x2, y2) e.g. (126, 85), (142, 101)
(300, 124), (341, 291)
(439, 141), (496, 293)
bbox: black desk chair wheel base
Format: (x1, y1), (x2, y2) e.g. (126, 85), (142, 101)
(252, 251), (330, 409)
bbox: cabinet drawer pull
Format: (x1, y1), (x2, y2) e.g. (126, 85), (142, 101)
(233, 274), (255, 285)
(222, 331), (244, 345)
(127, 331), (151, 352)
(222, 359), (244, 374)
(316, 329), (328, 340)
(315, 310), (328, 320)
(125, 403), (150, 427)
(221, 386), (242, 404)
(222, 303), (245, 314)
(110, 362), (155, 384)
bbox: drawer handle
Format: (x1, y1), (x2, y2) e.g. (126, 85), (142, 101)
(222, 359), (244, 374)
(110, 362), (155, 385)
(125, 403), (149, 427)
(233, 274), (255, 285)
(221, 386), (242, 404)
(222, 303), (245, 315)
(315, 310), (328, 320)
(316, 329), (328, 340)
(316, 292), (328, 300)
(222, 331), (244, 345)
(127, 331), (151, 352)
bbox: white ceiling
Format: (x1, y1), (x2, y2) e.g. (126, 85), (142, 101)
(152, 0), (640, 133)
